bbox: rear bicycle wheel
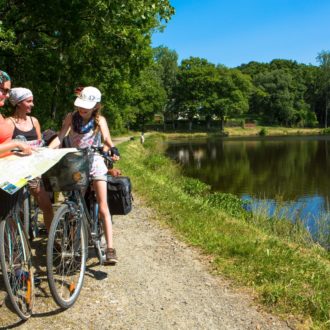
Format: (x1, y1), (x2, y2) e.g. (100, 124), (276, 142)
(0, 214), (35, 320)
(46, 203), (87, 309)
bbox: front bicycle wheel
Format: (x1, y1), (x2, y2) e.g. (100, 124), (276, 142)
(46, 203), (87, 309)
(0, 214), (35, 320)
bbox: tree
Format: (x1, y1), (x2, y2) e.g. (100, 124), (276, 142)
(316, 50), (330, 128)
(237, 61), (270, 78)
(210, 67), (252, 131)
(174, 57), (216, 130)
(129, 63), (167, 131)
(0, 0), (174, 130)
(252, 68), (312, 126)
(153, 46), (178, 129)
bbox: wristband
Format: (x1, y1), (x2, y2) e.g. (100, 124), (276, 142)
(110, 146), (120, 157)
(102, 151), (109, 158)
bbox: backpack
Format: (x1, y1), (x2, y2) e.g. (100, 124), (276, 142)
(107, 176), (133, 215)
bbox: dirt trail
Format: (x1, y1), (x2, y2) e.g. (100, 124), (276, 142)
(0, 195), (293, 330)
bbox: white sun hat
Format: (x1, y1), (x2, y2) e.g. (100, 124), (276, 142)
(74, 86), (101, 109)
(9, 87), (33, 106)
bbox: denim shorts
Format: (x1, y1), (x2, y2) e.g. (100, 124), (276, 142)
(91, 173), (107, 182)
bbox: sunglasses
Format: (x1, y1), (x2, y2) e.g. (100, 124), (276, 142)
(0, 87), (10, 95)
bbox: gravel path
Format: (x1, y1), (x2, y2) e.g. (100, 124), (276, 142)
(0, 195), (292, 330)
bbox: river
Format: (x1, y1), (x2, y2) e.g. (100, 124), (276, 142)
(165, 135), (330, 241)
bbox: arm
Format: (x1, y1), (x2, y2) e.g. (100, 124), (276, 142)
(99, 116), (114, 149)
(99, 116), (120, 160)
(4, 117), (15, 131)
(31, 117), (42, 140)
(0, 140), (32, 155)
(48, 113), (72, 149)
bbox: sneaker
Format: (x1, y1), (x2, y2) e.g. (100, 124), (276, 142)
(104, 248), (118, 265)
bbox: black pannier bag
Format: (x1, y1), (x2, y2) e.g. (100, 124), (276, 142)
(107, 176), (132, 215)
(42, 149), (90, 192)
(0, 188), (20, 219)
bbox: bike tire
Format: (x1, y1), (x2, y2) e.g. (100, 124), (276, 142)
(22, 186), (30, 235)
(46, 203), (87, 309)
(0, 214), (35, 320)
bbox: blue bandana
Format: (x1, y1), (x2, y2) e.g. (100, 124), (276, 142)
(72, 111), (95, 134)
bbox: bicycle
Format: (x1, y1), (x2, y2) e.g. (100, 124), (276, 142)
(42, 147), (112, 309)
(0, 188), (35, 320)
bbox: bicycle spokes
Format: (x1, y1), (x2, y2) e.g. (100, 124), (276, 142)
(0, 215), (34, 319)
(47, 204), (87, 308)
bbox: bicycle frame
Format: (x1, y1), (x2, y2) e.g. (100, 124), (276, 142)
(65, 188), (105, 264)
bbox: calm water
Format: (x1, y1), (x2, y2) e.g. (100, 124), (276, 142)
(165, 135), (330, 237)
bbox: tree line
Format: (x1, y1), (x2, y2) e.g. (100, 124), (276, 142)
(153, 49), (330, 131)
(1, 1), (330, 133)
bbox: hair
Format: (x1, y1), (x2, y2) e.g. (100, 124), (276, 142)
(92, 103), (102, 132)
(0, 70), (11, 84)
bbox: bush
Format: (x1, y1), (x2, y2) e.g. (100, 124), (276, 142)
(205, 192), (250, 218)
(321, 128), (330, 135)
(259, 127), (268, 136)
(181, 177), (211, 196)
(143, 154), (168, 171)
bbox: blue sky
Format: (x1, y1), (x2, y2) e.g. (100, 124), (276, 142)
(152, 0), (330, 67)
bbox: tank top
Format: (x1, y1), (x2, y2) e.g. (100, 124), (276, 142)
(11, 116), (38, 141)
(69, 127), (107, 178)
(0, 116), (13, 158)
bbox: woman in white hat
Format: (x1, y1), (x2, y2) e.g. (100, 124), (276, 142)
(50, 86), (119, 265)
(6, 87), (43, 147)
(6, 86), (54, 232)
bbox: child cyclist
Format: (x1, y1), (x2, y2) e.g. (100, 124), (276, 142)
(49, 86), (119, 265)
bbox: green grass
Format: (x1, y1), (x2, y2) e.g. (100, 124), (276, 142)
(118, 134), (330, 329)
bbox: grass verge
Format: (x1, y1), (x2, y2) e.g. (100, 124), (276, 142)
(118, 134), (330, 329)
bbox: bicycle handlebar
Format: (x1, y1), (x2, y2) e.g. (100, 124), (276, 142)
(89, 146), (114, 169)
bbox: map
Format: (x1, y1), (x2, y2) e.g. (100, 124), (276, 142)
(0, 148), (78, 194)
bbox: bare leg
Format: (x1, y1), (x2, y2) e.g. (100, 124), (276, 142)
(31, 185), (54, 232)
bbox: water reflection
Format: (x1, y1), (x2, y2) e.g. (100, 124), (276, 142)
(166, 135), (330, 239)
